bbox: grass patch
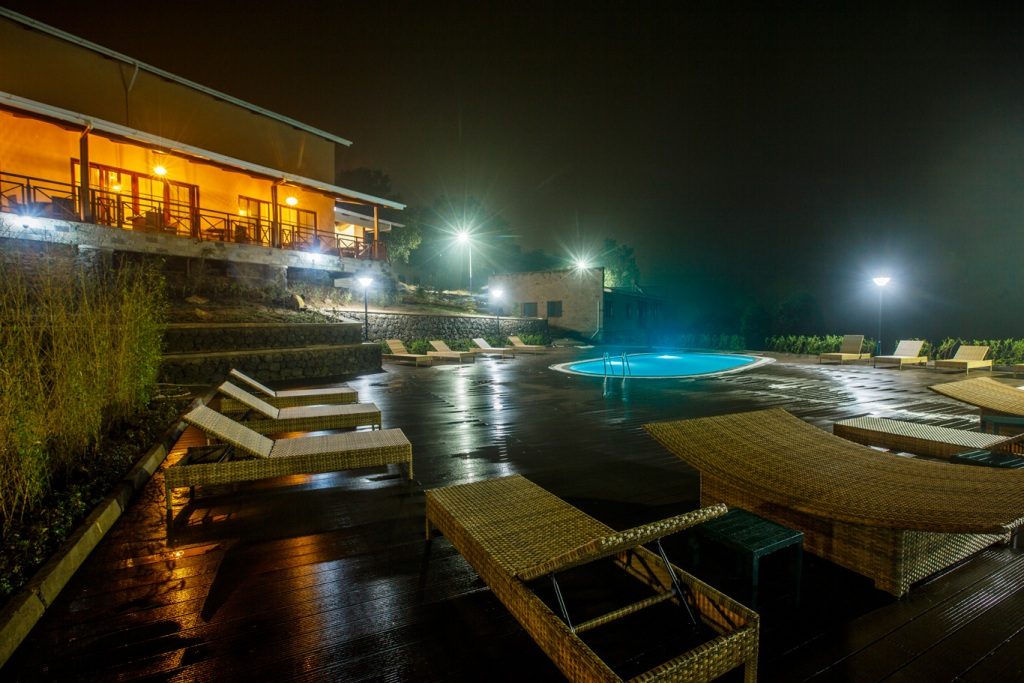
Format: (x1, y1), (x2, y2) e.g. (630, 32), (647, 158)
(0, 255), (166, 536)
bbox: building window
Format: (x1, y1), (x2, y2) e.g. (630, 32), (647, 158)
(238, 196), (271, 243)
(521, 302), (538, 317)
(278, 205), (318, 249)
(547, 300), (563, 317)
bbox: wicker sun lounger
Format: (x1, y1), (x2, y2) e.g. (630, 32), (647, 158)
(645, 408), (1024, 596)
(872, 340), (928, 369)
(167, 405), (413, 512)
(425, 475), (759, 682)
(427, 340), (476, 363)
(221, 369), (357, 413)
(930, 377), (1024, 433)
(216, 381), (381, 434)
(471, 337), (515, 358)
(384, 339), (435, 367)
(509, 336), (547, 353)
(934, 344), (993, 374)
(819, 334), (871, 364)
(833, 416), (1024, 460)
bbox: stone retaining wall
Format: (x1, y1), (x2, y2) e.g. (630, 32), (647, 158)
(159, 344), (380, 385)
(323, 310), (549, 342)
(163, 323), (362, 353)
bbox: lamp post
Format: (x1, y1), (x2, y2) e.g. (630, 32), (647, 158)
(358, 276), (373, 341)
(872, 276), (890, 355)
(456, 230), (472, 292)
(492, 288), (503, 336)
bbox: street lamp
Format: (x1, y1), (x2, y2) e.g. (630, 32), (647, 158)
(872, 276), (891, 355)
(358, 276), (373, 341)
(491, 287), (503, 336)
(456, 230), (473, 291)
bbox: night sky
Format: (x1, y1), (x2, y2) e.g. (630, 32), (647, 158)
(7, 2), (1023, 340)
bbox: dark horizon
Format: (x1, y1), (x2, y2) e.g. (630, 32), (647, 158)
(5, 2), (1022, 340)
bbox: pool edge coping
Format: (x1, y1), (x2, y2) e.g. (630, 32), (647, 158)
(549, 351), (776, 379)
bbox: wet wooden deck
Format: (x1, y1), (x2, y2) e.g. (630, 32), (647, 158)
(6, 352), (1024, 681)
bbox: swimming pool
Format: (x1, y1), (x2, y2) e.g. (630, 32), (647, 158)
(551, 351), (773, 379)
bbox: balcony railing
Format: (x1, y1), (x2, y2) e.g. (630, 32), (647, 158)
(0, 171), (387, 261)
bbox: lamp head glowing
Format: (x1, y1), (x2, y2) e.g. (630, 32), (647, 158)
(491, 288), (504, 301)
(873, 276), (891, 287)
(573, 257), (591, 271)
(456, 230), (470, 245)
(358, 276), (373, 289)
(285, 196), (298, 206)
(152, 165), (167, 177)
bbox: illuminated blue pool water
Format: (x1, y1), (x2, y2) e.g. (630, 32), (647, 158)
(552, 352), (772, 379)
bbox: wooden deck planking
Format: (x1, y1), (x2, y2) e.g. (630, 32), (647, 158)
(5, 351), (1024, 681)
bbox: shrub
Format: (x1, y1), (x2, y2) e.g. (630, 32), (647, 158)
(765, 334), (875, 355)
(676, 333), (747, 351)
(408, 340), (432, 355)
(516, 333), (547, 346)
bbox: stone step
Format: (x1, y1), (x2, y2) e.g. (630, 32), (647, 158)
(159, 343), (380, 386)
(163, 322), (362, 353)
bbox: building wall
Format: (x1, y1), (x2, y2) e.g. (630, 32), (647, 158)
(488, 268), (603, 337)
(602, 290), (668, 344)
(0, 111), (336, 233)
(341, 311), (549, 344)
(0, 16), (335, 182)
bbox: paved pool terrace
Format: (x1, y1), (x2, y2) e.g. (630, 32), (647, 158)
(6, 349), (1024, 681)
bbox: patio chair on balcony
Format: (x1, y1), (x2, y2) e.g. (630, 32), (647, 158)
(508, 336), (548, 353)
(934, 344), (993, 374)
(930, 377), (1024, 433)
(215, 381), (380, 434)
(425, 474), (758, 682)
(427, 341), (476, 363)
(470, 337), (515, 358)
(223, 368), (357, 412)
(384, 340), (435, 367)
(819, 334), (871, 364)
(167, 405), (412, 513)
(873, 340), (928, 369)
(645, 407), (1024, 596)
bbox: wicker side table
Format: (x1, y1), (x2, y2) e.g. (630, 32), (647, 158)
(694, 507), (803, 610)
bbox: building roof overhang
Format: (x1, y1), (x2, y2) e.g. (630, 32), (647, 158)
(0, 8), (353, 147)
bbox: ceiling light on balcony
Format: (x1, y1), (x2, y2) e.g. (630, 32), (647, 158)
(111, 184), (122, 192)
(285, 196), (298, 206)
(153, 165), (167, 177)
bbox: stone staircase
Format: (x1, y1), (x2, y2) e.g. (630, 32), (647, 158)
(159, 322), (380, 385)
